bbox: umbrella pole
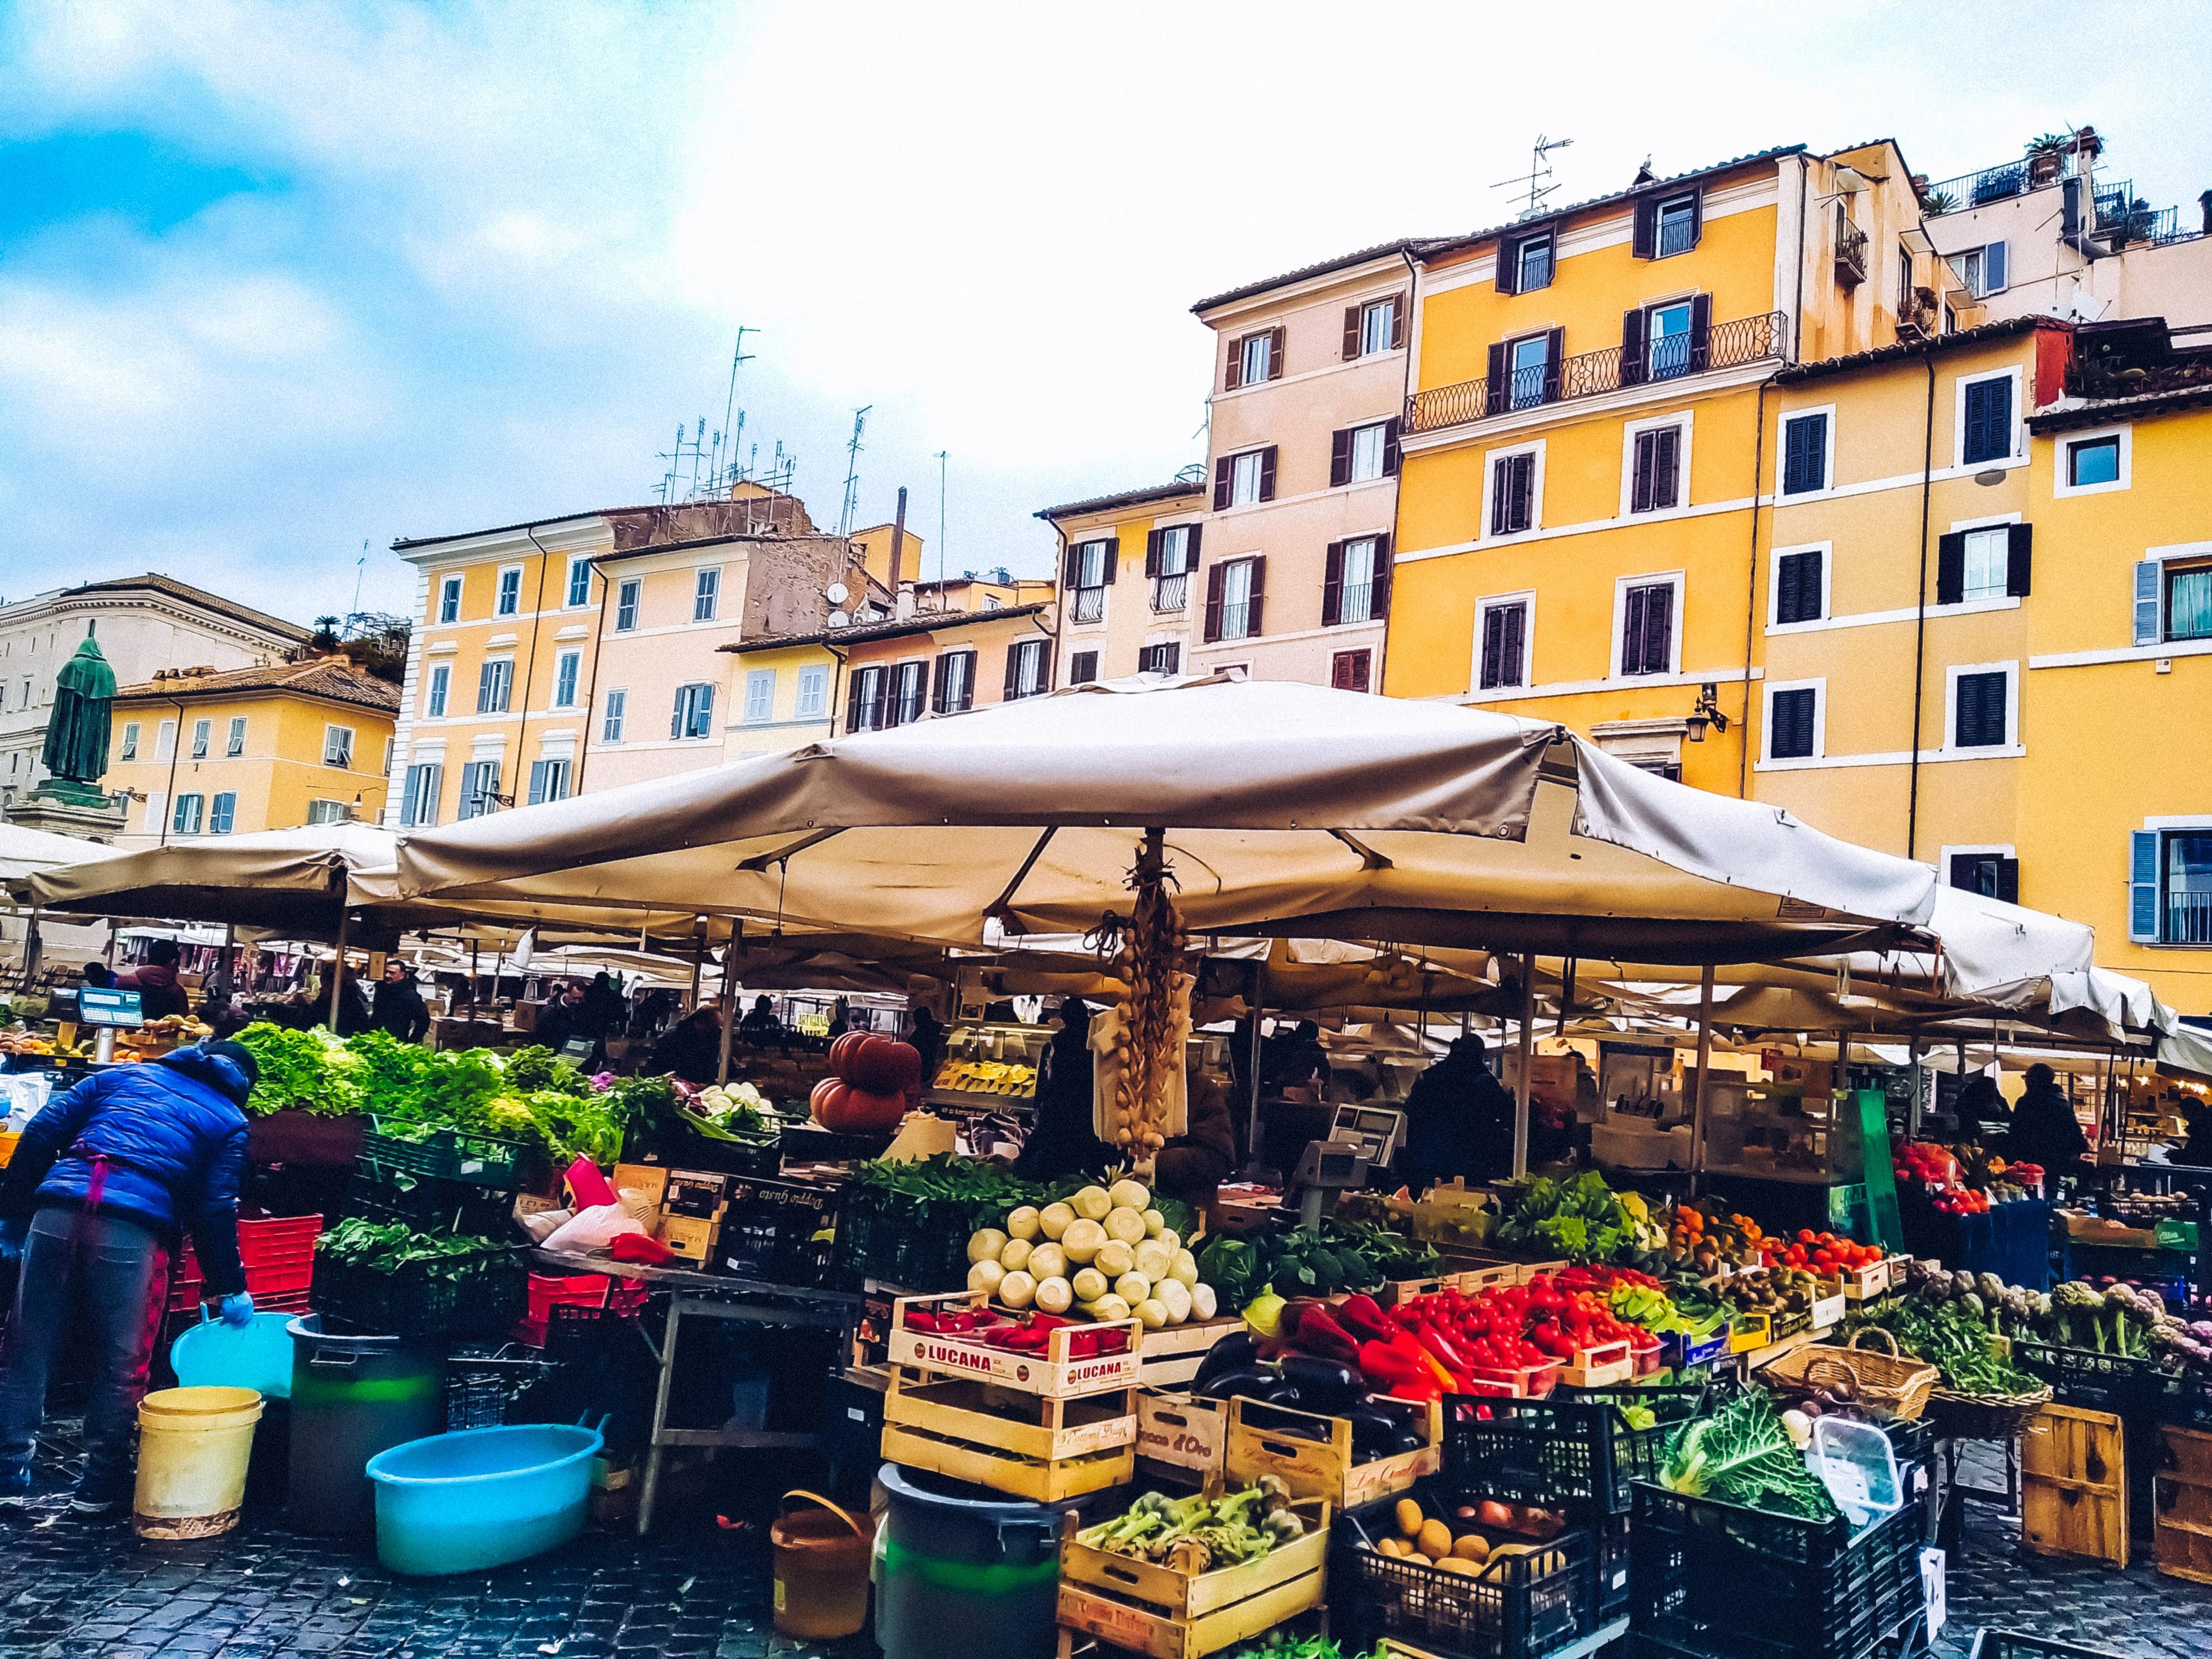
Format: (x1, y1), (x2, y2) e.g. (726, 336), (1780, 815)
(469, 942), (480, 1019)
(19, 904), (40, 983)
(1246, 959), (1267, 1171)
(716, 919), (740, 1086)
(688, 926), (705, 1011)
(327, 910), (349, 1030)
(1689, 963), (1715, 1192)
(1512, 952), (1534, 1179)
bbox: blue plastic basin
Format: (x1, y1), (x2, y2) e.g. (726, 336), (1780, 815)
(365, 1422), (604, 1575)
(170, 1311), (297, 1400)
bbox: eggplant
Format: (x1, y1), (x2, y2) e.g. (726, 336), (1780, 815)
(1198, 1365), (1281, 1402)
(1344, 1406), (1401, 1462)
(1391, 1428), (1427, 1454)
(1192, 1332), (1263, 1391)
(1260, 1383), (1303, 1410)
(1277, 1355), (1361, 1417)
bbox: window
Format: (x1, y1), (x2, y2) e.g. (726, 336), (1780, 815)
(1773, 546), (1826, 626)
(1515, 233), (1554, 292)
(1068, 650), (1100, 685)
(552, 649), (581, 709)
(845, 665), (888, 730)
(1948, 852), (2019, 902)
(1331, 649), (1373, 692)
(1068, 538), (1114, 624)
(1214, 447), (1276, 510)
(383, 736), (394, 776)
(400, 763), (442, 828)
(528, 758), (571, 805)
(1324, 536), (1389, 627)
(171, 793), (204, 835)
(1004, 638), (1050, 701)
(456, 761), (501, 821)
(323, 724), (355, 768)
(795, 664), (828, 719)
(438, 575), (463, 624)
(1646, 301), (1696, 380)
(1146, 524), (1199, 613)
(1629, 424), (1683, 514)
(671, 682), (716, 739)
(566, 557), (592, 608)
(1956, 242), (2007, 297)
(1355, 296), (1401, 357)
(1619, 580), (1676, 677)
(1227, 327), (1282, 390)
(1961, 373), (2014, 466)
(1951, 667), (2012, 749)
(1206, 557), (1265, 643)
(1138, 643), (1180, 676)
(693, 567), (721, 623)
(1489, 450), (1537, 538)
(600, 689), (627, 743)
(887, 661), (928, 725)
(1961, 527), (2010, 601)
(1655, 192), (1699, 257)
(190, 718), (210, 759)
(931, 650), (976, 714)
(1507, 333), (1551, 409)
(425, 664), (450, 718)
(2057, 429), (2128, 497)
(2159, 560), (2212, 643)
(1332, 419), (1399, 487)
(207, 791), (236, 835)
(477, 659), (513, 714)
(119, 722), (139, 761)
(1477, 599), (1528, 691)
(1767, 686), (1819, 760)
(2135, 830), (2212, 945)
(615, 578), (641, 632)
(743, 669), (776, 723)
(155, 719), (176, 761)
(143, 792), (165, 833)
(1937, 523), (2031, 604)
(226, 716), (247, 757)
(496, 566), (522, 617)
(1781, 411), (1830, 495)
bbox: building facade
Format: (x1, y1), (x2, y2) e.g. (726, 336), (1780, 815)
(105, 656), (398, 846)
(1037, 483), (1208, 684)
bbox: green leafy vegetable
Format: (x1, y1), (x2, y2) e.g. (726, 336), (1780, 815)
(233, 1022), (362, 1117)
(317, 1215), (512, 1279)
(1660, 1389), (1838, 1520)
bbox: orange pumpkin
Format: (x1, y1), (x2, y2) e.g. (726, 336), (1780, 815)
(811, 1077), (907, 1135)
(828, 1031), (869, 1072)
(837, 1035), (922, 1095)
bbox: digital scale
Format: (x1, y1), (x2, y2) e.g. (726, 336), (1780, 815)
(76, 987), (143, 1065)
(1328, 1103), (1408, 1170)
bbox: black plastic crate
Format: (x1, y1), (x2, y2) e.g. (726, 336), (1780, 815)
(830, 1183), (988, 1293)
(2010, 1339), (2169, 1413)
(342, 1167), (516, 1237)
(1629, 1480), (1928, 1659)
(1443, 1383), (1708, 1515)
(1335, 1494), (1594, 1659)
(546, 1302), (658, 1366)
(445, 1347), (555, 1430)
(312, 1246), (528, 1340)
(361, 1117), (531, 1187)
(1965, 1636), (2126, 1659)
(712, 1173), (846, 1287)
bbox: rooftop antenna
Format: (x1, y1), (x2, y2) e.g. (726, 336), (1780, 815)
(935, 450), (948, 591)
(718, 327), (757, 495)
(837, 405), (871, 536)
(1495, 133), (1574, 220)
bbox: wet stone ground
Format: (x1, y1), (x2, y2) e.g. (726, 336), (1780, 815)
(0, 1428), (2201, 1657)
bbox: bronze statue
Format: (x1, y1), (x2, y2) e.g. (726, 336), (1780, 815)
(39, 637), (116, 792)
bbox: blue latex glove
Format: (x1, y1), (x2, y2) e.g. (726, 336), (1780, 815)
(0, 1218), (25, 1269)
(218, 1291), (255, 1328)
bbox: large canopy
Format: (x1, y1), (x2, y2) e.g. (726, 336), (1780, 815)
(0, 823), (124, 886)
(395, 677), (1940, 961)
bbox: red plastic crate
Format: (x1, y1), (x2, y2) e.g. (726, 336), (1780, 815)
(166, 1214), (321, 1310)
(514, 1271), (646, 1346)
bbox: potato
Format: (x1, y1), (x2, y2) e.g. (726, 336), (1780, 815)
(968, 1229), (1008, 1265)
(1434, 1558), (1478, 1577)
(998, 1270), (1037, 1310)
(1035, 1276), (1073, 1314)
(1402, 1553), (1432, 1568)
(1109, 1178), (1151, 1212)
(1114, 1272), (1152, 1306)
(1142, 1208), (1166, 1238)
(1039, 1202), (1075, 1240)
(1375, 1536), (1405, 1558)
(1095, 1240), (1135, 1279)
(1395, 1499), (1425, 1539)
(1005, 1206), (1042, 1241)
(1072, 1186), (1113, 1222)
(1452, 1535), (1490, 1562)
(1104, 1207), (1149, 1245)
(1061, 1219), (1107, 1264)
(1418, 1520), (1453, 1562)
(1026, 1243), (1068, 1283)
(1072, 1267), (1109, 1303)
(1168, 1249), (1200, 1288)
(999, 1238), (1032, 1273)
(968, 1260), (1006, 1294)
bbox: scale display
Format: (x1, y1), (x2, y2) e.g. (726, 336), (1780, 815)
(76, 988), (143, 1029)
(1328, 1103), (1406, 1167)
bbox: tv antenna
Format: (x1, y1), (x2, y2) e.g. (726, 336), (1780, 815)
(1495, 134), (1573, 220)
(837, 405), (872, 535)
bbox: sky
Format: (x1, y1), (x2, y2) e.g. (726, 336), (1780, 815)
(2, 0), (2208, 626)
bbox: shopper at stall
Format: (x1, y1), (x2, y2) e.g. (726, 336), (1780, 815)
(648, 1003), (726, 1086)
(2170, 1095), (2212, 1166)
(119, 940), (190, 1020)
(533, 979), (591, 1051)
(1155, 1051), (1237, 1206)
(371, 959), (431, 1044)
(578, 973), (625, 1045)
(1014, 998), (1111, 1181)
(1953, 1071), (2006, 1140)
(739, 995), (783, 1040)
(0, 1040), (257, 1514)
(826, 998), (853, 1040)
(2006, 1062), (2089, 1179)
(1270, 1020), (1330, 1094)
(907, 1005), (946, 1084)
(320, 963), (372, 1037)
(80, 962), (115, 991)
(1399, 1035), (1517, 1188)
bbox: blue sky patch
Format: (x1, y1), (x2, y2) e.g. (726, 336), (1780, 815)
(0, 129), (283, 245)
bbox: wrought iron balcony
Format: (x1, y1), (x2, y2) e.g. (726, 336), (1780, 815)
(1896, 287), (1939, 339)
(1834, 212), (1867, 287)
(1404, 310), (1788, 435)
(1072, 586), (1105, 624)
(1151, 572), (1188, 614)
(1337, 581), (1375, 626)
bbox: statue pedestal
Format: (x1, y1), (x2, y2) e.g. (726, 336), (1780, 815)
(5, 782), (127, 843)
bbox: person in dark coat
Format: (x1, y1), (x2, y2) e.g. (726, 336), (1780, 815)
(1014, 998), (1111, 1182)
(907, 1006), (946, 1085)
(1399, 1035), (1517, 1190)
(577, 973), (624, 1045)
(1270, 1021), (1329, 1092)
(649, 1005), (726, 1086)
(119, 939), (190, 1020)
(371, 961), (431, 1044)
(2171, 1097), (2212, 1167)
(534, 980), (589, 1051)
(739, 995), (783, 1040)
(1952, 1072), (2006, 1140)
(1156, 1053), (1238, 1205)
(0, 1042), (256, 1512)
(2006, 1062), (2089, 1180)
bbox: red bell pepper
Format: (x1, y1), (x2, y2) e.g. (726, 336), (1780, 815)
(1337, 1293), (1395, 1343)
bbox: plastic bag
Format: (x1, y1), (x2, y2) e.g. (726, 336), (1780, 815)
(541, 1203), (643, 1254)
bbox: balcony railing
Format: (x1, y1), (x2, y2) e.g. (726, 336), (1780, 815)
(1896, 287), (1939, 338)
(1922, 149), (2080, 215)
(1405, 310), (1788, 435)
(2171, 891), (2212, 946)
(1834, 212), (1867, 286)
(1337, 581), (1375, 626)
(1073, 586), (1104, 624)
(1151, 572), (1188, 614)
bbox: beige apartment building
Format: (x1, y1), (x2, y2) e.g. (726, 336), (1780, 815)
(1037, 482), (1208, 682)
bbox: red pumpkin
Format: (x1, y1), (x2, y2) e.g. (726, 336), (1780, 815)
(837, 1035), (922, 1095)
(828, 1031), (869, 1072)
(811, 1077), (907, 1135)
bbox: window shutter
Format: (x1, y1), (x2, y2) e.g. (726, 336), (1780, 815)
(1653, 426), (1681, 509)
(1102, 535), (1118, 585)
(1391, 297), (1406, 349)
(1144, 529), (1162, 578)
(1688, 294), (1712, 371)
(930, 654), (946, 716)
(477, 661), (495, 711)
(1496, 237), (1519, 296)
(1224, 338), (1242, 393)
(1983, 240), (2007, 292)
(1541, 327), (1564, 403)
(1246, 556), (1266, 637)
(1063, 541), (1082, 587)
(528, 760), (549, 806)
(1644, 583), (1673, 672)
(1213, 457), (1231, 512)
(1372, 534), (1394, 615)
(848, 669), (868, 732)
(1479, 608), (1504, 688)
(1321, 542), (1344, 628)
(1620, 309), (1646, 387)
(1936, 533), (1966, 606)
(1484, 342), (1509, 416)
(1632, 432), (1656, 513)
(1203, 562), (1227, 643)
(1686, 187), (1703, 247)
(1185, 523), (1202, 565)
(2134, 560), (2162, 644)
(1258, 446), (1277, 502)
(1267, 326), (1285, 380)
(2130, 831), (2161, 941)
(1383, 417), (1401, 476)
(1503, 602), (1525, 685)
(1622, 587), (1648, 674)
(1329, 429), (1353, 489)
(1632, 198), (1656, 259)
(2006, 523), (2033, 597)
(1995, 857), (2020, 904)
(1342, 306), (1361, 360)
(1002, 648), (1020, 702)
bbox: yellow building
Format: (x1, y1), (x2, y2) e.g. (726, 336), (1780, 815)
(1037, 482), (1210, 682)
(1385, 141), (1974, 786)
(107, 656), (398, 846)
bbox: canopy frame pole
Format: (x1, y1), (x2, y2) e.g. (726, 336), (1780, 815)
(1689, 963), (1716, 1191)
(1245, 958), (1267, 1171)
(19, 904), (40, 983)
(1512, 952), (1534, 1178)
(469, 942), (479, 1020)
(327, 910), (349, 1030)
(716, 919), (742, 1086)
(687, 923), (705, 1011)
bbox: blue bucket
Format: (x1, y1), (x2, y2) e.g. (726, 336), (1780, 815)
(366, 1418), (605, 1575)
(170, 1311), (297, 1400)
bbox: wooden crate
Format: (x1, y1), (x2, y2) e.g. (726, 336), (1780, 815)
(1139, 1317), (1245, 1387)
(1558, 1338), (1634, 1390)
(1376, 1275), (1460, 1309)
(2022, 1402), (2127, 1568)
(1726, 1311), (1773, 1354)
(888, 1290), (1144, 1397)
(1224, 1394), (1442, 1510)
(1432, 1250), (1521, 1292)
(1137, 1391), (1230, 1479)
(1057, 1498), (1331, 1659)
(882, 1367), (1136, 1502)
(2155, 1424), (2212, 1584)
(1841, 1260), (1890, 1301)
(1808, 1285), (1847, 1331)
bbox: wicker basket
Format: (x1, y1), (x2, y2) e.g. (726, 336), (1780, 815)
(1759, 1328), (1941, 1422)
(1922, 1381), (2052, 1441)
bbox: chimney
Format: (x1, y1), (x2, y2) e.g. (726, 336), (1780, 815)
(888, 486), (908, 593)
(2200, 190), (2212, 237)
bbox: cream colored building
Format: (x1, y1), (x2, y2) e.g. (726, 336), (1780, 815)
(1037, 482), (1208, 683)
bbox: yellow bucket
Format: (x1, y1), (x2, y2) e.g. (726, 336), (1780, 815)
(133, 1386), (264, 1539)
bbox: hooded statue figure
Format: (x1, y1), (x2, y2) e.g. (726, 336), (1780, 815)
(40, 637), (116, 787)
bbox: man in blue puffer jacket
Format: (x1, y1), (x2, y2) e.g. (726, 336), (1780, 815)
(0, 1041), (257, 1514)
